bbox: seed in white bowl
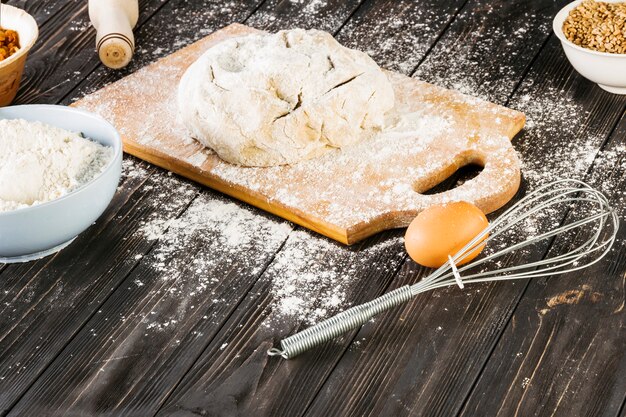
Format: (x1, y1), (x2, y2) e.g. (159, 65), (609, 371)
(563, 0), (626, 54)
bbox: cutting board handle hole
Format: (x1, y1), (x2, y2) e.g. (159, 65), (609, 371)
(421, 163), (484, 196)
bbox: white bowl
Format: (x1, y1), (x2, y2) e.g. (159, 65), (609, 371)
(553, 0), (626, 94)
(0, 105), (123, 263)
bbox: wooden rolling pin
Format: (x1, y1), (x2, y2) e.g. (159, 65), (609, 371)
(88, 0), (139, 69)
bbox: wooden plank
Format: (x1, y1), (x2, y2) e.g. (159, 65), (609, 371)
(158, 231), (406, 417)
(4, 2), (376, 416)
(413, 0), (554, 103)
(247, 0), (364, 32)
(335, 0), (469, 73)
(303, 24), (626, 417)
(8, 190), (294, 417)
(0, 0), (266, 412)
(0, 160), (198, 414)
(5, 0), (78, 27)
(457, 112), (626, 417)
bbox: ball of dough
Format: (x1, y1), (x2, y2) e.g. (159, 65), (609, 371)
(177, 29), (395, 167)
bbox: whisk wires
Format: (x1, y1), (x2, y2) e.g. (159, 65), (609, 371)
(268, 179), (619, 359)
(418, 179), (618, 296)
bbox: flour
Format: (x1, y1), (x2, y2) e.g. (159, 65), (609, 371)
(264, 230), (403, 325)
(0, 119), (113, 212)
(414, 7), (552, 103)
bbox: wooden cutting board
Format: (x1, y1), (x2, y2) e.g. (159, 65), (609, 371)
(73, 23), (525, 244)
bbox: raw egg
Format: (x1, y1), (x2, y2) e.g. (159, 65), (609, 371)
(404, 201), (489, 269)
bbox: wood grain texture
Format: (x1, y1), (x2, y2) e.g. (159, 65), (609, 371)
(0, 161), (197, 415)
(8, 190), (293, 417)
(335, 0), (469, 74)
(247, 0), (364, 32)
(414, 0), (555, 103)
(458, 111), (626, 417)
(301, 5), (626, 417)
(3, 2), (372, 416)
(5, 0), (81, 29)
(73, 23), (524, 245)
(12, 0), (167, 105)
(0, 0), (624, 416)
(158, 231), (407, 417)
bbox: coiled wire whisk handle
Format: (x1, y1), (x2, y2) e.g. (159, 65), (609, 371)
(268, 285), (413, 359)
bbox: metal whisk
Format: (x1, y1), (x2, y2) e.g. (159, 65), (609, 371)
(268, 179), (619, 359)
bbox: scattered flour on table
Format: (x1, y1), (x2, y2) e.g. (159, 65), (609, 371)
(138, 194), (293, 274)
(513, 86), (601, 187)
(128, 187), (294, 332)
(285, 0), (328, 14)
(338, 2), (448, 74)
(415, 6), (552, 103)
(249, 0), (340, 33)
(588, 144), (626, 214)
(134, 186), (403, 328)
(263, 230), (404, 326)
(0, 119), (112, 212)
(120, 157), (150, 181)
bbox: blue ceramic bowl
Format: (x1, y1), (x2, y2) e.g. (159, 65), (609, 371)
(0, 105), (123, 263)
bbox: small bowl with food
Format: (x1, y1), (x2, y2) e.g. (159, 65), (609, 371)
(0, 3), (38, 106)
(0, 105), (123, 263)
(554, 0), (626, 94)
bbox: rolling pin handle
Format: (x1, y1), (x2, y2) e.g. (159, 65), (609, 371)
(88, 0), (139, 69)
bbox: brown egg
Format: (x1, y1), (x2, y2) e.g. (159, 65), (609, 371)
(404, 201), (489, 269)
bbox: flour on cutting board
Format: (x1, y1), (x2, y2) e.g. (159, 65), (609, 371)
(210, 107), (457, 224)
(79, 68), (517, 227)
(75, 25), (523, 239)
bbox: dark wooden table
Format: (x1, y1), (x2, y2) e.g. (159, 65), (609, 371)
(1, 0), (625, 416)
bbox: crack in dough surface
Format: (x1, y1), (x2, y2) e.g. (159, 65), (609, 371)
(178, 29), (395, 167)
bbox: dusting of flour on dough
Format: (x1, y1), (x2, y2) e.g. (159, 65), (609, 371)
(178, 29), (395, 166)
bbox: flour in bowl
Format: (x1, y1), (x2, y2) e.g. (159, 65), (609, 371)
(0, 119), (113, 212)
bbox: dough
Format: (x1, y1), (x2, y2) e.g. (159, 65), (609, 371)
(177, 29), (395, 166)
